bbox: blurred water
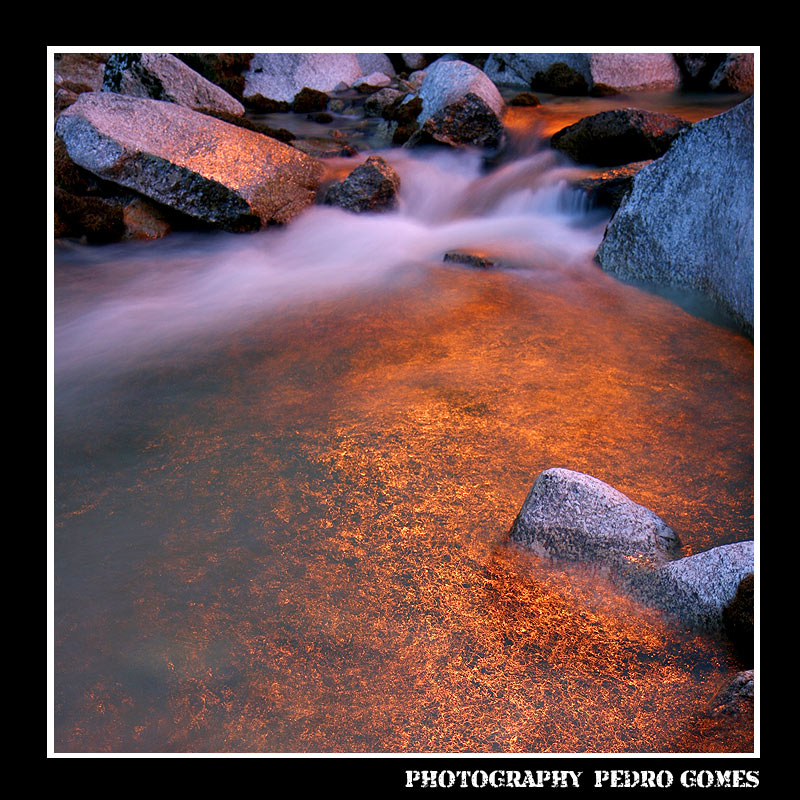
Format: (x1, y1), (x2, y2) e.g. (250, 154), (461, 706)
(52, 99), (754, 754)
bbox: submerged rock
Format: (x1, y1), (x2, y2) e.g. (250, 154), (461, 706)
(508, 91), (541, 107)
(509, 467), (756, 639)
(56, 92), (324, 231)
(708, 669), (754, 717)
(532, 61), (590, 95)
(509, 468), (681, 568)
(443, 251), (501, 269)
(594, 97), (754, 336)
(570, 161), (652, 210)
(102, 53), (245, 116)
(324, 155), (401, 213)
(409, 59), (506, 149)
(550, 108), (691, 167)
(291, 87), (329, 113)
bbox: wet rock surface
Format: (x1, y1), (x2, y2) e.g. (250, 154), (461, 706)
(570, 161), (652, 210)
(324, 155), (401, 213)
(595, 97), (754, 336)
(56, 92), (324, 231)
(551, 108), (691, 167)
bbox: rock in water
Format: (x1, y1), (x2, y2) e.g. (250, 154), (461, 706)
(102, 53), (245, 116)
(594, 97), (754, 336)
(324, 155), (401, 213)
(55, 92), (324, 231)
(509, 468), (681, 567)
(708, 669), (754, 716)
(412, 59), (506, 149)
(550, 108), (691, 167)
(647, 541), (755, 630)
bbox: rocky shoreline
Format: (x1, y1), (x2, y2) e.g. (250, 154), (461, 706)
(54, 51), (754, 334)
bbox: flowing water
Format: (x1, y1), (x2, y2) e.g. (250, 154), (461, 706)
(52, 91), (755, 753)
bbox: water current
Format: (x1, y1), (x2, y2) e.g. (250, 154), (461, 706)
(52, 91), (755, 753)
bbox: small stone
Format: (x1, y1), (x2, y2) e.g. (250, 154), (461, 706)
(508, 92), (541, 107)
(443, 251), (498, 269)
(324, 155), (401, 213)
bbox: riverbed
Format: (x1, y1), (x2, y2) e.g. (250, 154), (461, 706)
(52, 89), (755, 753)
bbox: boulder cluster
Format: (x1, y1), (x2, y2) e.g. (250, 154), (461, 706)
(53, 51), (754, 238)
(53, 51), (755, 328)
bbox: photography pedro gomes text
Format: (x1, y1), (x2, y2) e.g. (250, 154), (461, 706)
(404, 769), (760, 790)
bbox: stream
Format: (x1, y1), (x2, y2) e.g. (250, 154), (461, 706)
(52, 90), (755, 753)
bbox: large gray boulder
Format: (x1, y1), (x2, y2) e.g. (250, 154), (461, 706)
(484, 52), (681, 94)
(243, 52), (394, 104)
(102, 53), (245, 116)
(509, 468), (681, 567)
(410, 59), (506, 149)
(594, 97), (754, 335)
(55, 92), (324, 231)
(645, 541), (755, 630)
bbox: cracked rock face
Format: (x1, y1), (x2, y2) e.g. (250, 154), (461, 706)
(55, 92), (324, 231)
(509, 468), (681, 568)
